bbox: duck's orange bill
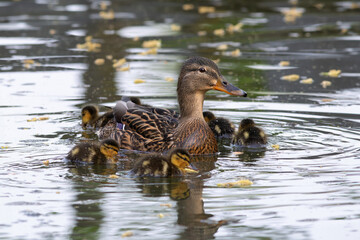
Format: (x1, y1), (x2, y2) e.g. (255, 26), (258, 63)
(213, 78), (247, 97)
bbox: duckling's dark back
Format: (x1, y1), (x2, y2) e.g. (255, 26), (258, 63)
(208, 117), (235, 138)
(66, 142), (105, 164)
(132, 154), (182, 177)
(233, 126), (267, 146)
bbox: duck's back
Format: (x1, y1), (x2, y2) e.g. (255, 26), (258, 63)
(132, 156), (181, 177)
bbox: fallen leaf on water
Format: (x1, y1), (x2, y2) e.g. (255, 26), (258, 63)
(27, 117), (49, 122)
(198, 6), (215, 14)
(320, 80), (332, 88)
(314, 3), (324, 10)
(217, 44), (228, 51)
(279, 61), (290, 66)
(197, 31), (207, 36)
(170, 24), (181, 31)
(121, 231), (133, 238)
(160, 203), (172, 208)
(217, 179), (253, 188)
(157, 213), (164, 218)
(43, 160), (50, 166)
(281, 74), (300, 81)
(139, 48), (158, 55)
(165, 77), (174, 82)
(272, 144), (280, 150)
(108, 174), (119, 179)
(213, 28), (225, 37)
(76, 36), (101, 52)
(281, 7), (303, 23)
(230, 49), (241, 57)
(182, 4), (194, 11)
(300, 78), (314, 84)
(233, 151), (243, 155)
(49, 29), (56, 35)
(134, 79), (146, 84)
(132, 36), (139, 41)
(1, 146), (9, 149)
(142, 39), (161, 48)
(119, 65), (130, 71)
(94, 58), (105, 65)
(321, 69), (341, 77)
(226, 23), (243, 34)
(321, 98), (333, 102)
(112, 58), (126, 68)
(99, 10), (115, 20)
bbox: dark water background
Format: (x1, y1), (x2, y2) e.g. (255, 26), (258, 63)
(1, 0), (360, 239)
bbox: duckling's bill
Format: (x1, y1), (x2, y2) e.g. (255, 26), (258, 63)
(184, 163), (198, 174)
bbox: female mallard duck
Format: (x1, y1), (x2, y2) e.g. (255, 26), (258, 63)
(81, 104), (114, 129)
(232, 118), (267, 147)
(66, 139), (120, 164)
(101, 56), (247, 154)
(203, 111), (235, 138)
(131, 149), (198, 177)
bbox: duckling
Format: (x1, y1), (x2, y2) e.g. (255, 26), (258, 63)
(232, 118), (267, 147)
(131, 149), (198, 177)
(203, 111), (235, 138)
(101, 56), (247, 154)
(66, 139), (120, 164)
(81, 104), (114, 129)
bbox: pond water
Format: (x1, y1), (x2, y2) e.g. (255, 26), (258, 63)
(1, 0), (360, 239)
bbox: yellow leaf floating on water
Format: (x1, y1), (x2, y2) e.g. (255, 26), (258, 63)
(121, 231), (133, 238)
(198, 6), (215, 14)
(321, 69), (341, 77)
(272, 144), (280, 150)
(230, 49), (241, 57)
(139, 48), (158, 55)
(217, 179), (253, 188)
(321, 80), (332, 88)
(170, 24), (181, 31)
(213, 28), (225, 37)
(1, 146), (9, 149)
(279, 61), (290, 66)
(43, 160), (50, 166)
(217, 44), (228, 51)
(99, 10), (115, 20)
(27, 117), (49, 122)
(113, 58), (126, 68)
(133, 36), (139, 41)
(106, 55), (113, 60)
(76, 36), (101, 52)
(160, 203), (172, 208)
(182, 4), (194, 11)
(108, 174), (119, 179)
(165, 77), (174, 82)
(197, 31), (207, 36)
(281, 7), (303, 23)
(142, 39), (161, 48)
(300, 78), (314, 84)
(226, 23), (243, 34)
(321, 98), (333, 102)
(134, 79), (146, 84)
(119, 65), (130, 71)
(157, 213), (164, 218)
(94, 58), (105, 65)
(281, 74), (300, 81)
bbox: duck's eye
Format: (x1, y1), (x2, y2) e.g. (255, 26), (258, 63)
(198, 67), (206, 73)
(222, 81), (228, 86)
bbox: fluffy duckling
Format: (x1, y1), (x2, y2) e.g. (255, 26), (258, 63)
(203, 111), (235, 138)
(131, 149), (198, 177)
(81, 104), (113, 129)
(232, 118), (267, 147)
(66, 139), (120, 164)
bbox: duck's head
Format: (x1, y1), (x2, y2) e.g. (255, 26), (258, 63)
(177, 56), (247, 97)
(169, 149), (198, 174)
(240, 118), (256, 130)
(203, 111), (216, 123)
(81, 105), (99, 128)
(100, 139), (120, 163)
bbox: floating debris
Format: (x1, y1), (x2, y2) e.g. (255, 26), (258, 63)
(230, 49), (241, 57)
(321, 98), (333, 102)
(321, 69), (341, 77)
(76, 36), (101, 52)
(108, 174), (119, 179)
(281, 7), (303, 23)
(198, 6), (215, 14)
(42, 160), (50, 166)
(142, 39), (161, 48)
(23, 59), (40, 69)
(99, 10), (115, 20)
(213, 28), (225, 37)
(217, 179), (253, 188)
(217, 44), (228, 50)
(27, 117), (49, 122)
(139, 47), (158, 55)
(314, 3), (324, 10)
(133, 36), (139, 41)
(106, 55), (113, 60)
(300, 78), (314, 84)
(1, 146), (9, 149)
(170, 24), (181, 31)
(119, 65), (130, 71)
(226, 22), (243, 34)
(157, 213), (164, 218)
(165, 77), (174, 82)
(272, 144), (280, 150)
(182, 4), (194, 11)
(160, 203), (172, 208)
(113, 58), (126, 68)
(197, 30), (207, 36)
(49, 29), (56, 35)
(279, 61), (290, 66)
(94, 58), (105, 66)
(320, 80), (332, 88)
(121, 231), (133, 238)
(281, 74), (300, 81)
(134, 79), (146, 84)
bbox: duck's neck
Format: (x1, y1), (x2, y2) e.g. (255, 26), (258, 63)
(178, 90), (205, 120)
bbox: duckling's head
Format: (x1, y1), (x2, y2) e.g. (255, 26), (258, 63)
(240, 118), (256, 130)
(99, 139), (120, 163)
(81, 105), (99, 127)
(169, 149), (198, 174)
(177, 56), (247, 97)
(203, 111), (216, 123)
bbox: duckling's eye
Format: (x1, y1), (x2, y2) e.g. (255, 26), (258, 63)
(198, 67), (206, 73)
